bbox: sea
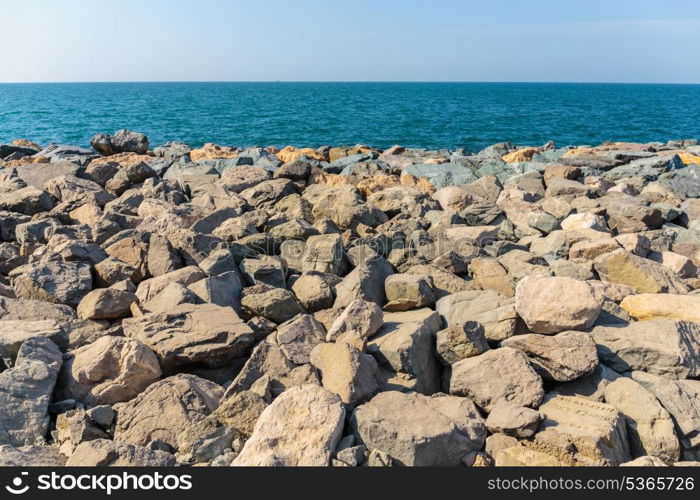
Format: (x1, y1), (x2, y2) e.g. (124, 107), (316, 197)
(1, 82), (699, 151)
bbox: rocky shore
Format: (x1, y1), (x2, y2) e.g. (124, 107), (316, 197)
(1, 130), (699, 467)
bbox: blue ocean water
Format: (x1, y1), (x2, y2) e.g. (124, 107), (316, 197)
(1, 82), (699, 151)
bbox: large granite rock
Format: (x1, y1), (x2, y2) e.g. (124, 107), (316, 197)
(532, 394), (631, 466)
(12, 260), (93, 307)
(594, 249), (688, 294)
(113, 374), (223, 451)
(0, 337), (62, 446)
(367, 309), (442, 395)
(233, 385), (345, 466)
(122, 303), (255, 372)
(450, 347), (545, 411)
(351, 391), (486, 466)
(592, 320), (700, 379)
(603, 377), (680, 464)
(501, 331), (599, 382)
(58, 336), (162, 405)
(514, 276), (603, 334)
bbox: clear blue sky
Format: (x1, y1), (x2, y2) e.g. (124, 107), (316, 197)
(2, 0), (700, 83)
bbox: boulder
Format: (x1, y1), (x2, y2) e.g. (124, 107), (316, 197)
(291, 273), (336, 312)
(533, 395), (631, 466)
(272, 314), (326, 365)
(333, 257), (394, 308)
(514, 276), (603, 334)
(76, 288), (136, 320)
(240, 284), (306, 323)
(226, 339), (320, 398)
(281, 233), (347, 275)
(0, 337), (62, 446)
(592, 320), (700, 379)
(631, 372), (700, 460)
(450, 347), (544, 411)
(367, 309), (442, 395)
(113, 374), (223, 451)
(214, 390), (269, 438)
(603, 377), (680, 464)
(310, 342), (382, 406)
(594, 249), (688, 294)
(325, 299), (383, 346)
(383, 274), (435, 311)
(435, 321), (489, 365)
(12, 260), (93, 307)
(350, 391), (486, 466)
(501, 331), (599, 382)
(123, 303), (255, 372)
(485, 400), (542, 438)
(91, 129), (149, 156)
(436, 290), (518, 342)
(233, 385), (345, 466)
(0, 186), (54, 215)
(620, 293), (700, 323)
(67, 439), (175, 466)
(58, 336), (161, 405)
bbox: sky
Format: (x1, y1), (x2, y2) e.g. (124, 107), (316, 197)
(1, 0), (700, 83)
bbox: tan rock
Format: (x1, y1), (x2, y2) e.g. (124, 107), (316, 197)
(450, 347), (545, 412)
(534, 395), (631, 466)
(76, 288), (136, 320)
(58, 336), (161, 405)
(515, 276), (603, 334)
(620, 293), (700, 323)
(502, 147), (538, 163)
(113, 374), (222, 451)
(594, 249), (689, 294)
(122, 303), (255, 372)
(232, 385), (344, 466)
(310, 342), (382, 406)
(603, 377), (680, 464)
(470, 257), (514, 297)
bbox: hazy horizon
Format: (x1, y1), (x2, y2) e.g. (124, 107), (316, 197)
(2, 0), (700, 84)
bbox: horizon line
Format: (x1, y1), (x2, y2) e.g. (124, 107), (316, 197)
(1, 80), (700, 85)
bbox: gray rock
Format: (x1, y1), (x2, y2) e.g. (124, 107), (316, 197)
(450, 347), (544, 411)
(501, 331), (599, 382)
(12, 260), (93, 308)
(123, 303), (255, 372)
(592, 320), (700, 379)
(241, 284), (306, 323)
(367, 309), (442, 395)
(91, 129), (149, 155)
(0, 337), (62, 446)
(113, 374), (222, 451)
(485, 400), (542, 438)
(351, 391), (486, 466)
(603, 377), (680, 464)
(67, 439), (176, 466)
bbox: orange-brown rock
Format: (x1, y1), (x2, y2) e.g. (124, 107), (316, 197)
(276, 146), (327, 163)
(189, 143), (239, 161)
